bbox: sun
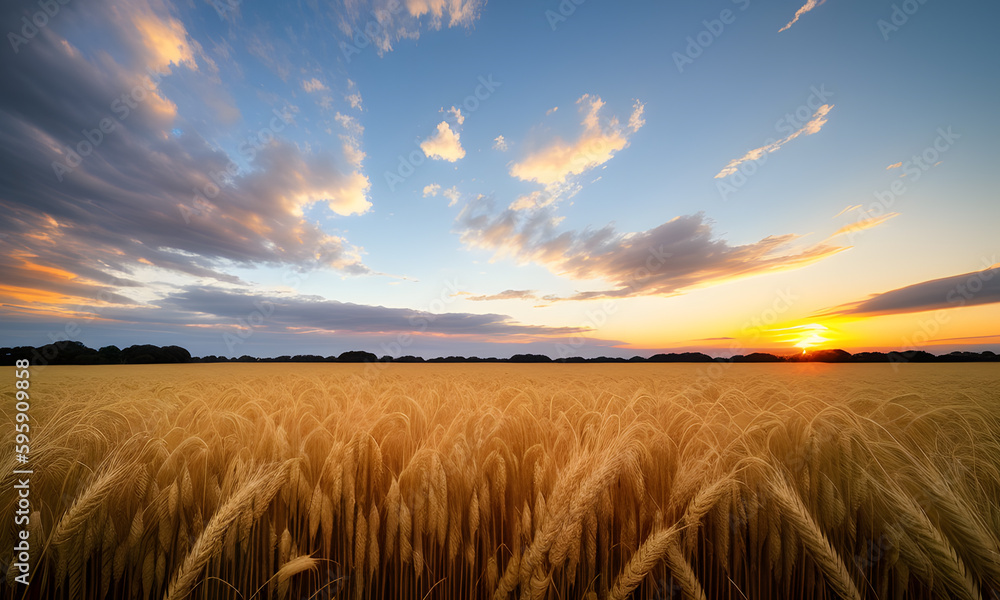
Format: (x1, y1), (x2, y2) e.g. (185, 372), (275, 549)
(794, 330), (830, 352)
(768, 323), (832, 353)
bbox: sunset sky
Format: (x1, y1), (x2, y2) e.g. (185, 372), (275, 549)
(1, 0), (998, 358)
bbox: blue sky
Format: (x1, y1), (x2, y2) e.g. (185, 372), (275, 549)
(1, 0), (999, 358)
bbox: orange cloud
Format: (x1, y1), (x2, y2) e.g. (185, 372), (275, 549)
(131, 12), (196, 72)
(420, 121), (465, 162)
(509, 95), (645, 186)
(829, 212), (899, 238)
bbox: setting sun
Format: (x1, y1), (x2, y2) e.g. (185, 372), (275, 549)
(766, 323), (832, 352)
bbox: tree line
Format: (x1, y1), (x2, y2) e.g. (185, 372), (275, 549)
(1, 341), (998, 366)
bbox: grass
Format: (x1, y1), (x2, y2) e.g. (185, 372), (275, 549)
(2, 363), (999, 599)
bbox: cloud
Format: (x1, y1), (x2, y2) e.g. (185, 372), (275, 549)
(714, 104), (834, 179)
(509, 95), (645, 186)
(344, 79), (364, 110)
(302, 78), (327, 92)
(404, 0), (483, 27)
(828, 213), (899, 238)
(456, 195), (846, 300)
(826, 264), (1000, 317)
(448, 106), (465, 125)
(0, 1), (375, 317)
(152, 285), (588, 337)
(462, 289), (540, 302)
(886, 162), (903, 170)
(423, 184), (460, 206)
(493, 135), (509, 151)
(443, 186), (461, 206)
(421, 121), (465, 162)
(546, 106), (559, 115)
(778, 0), (828, 33)
(335, 0), (484, 56)
(833, 204), (862, 218)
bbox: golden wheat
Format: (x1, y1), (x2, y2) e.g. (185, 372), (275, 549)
(1, 363), (998, 600)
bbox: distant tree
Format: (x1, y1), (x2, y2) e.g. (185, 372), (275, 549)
(338, 350), (378, 363)
(292, 355), (325, 362)
(888, 350), (936, 363)
(648, 352), (714, 363)
(850, 352), (889, 362)
(739, 353), (782, 363)
(394, 355), (425, 363)
(508, 354), (553, 363)
(806, 349), (852, 363)
(98, 345), (123, 364)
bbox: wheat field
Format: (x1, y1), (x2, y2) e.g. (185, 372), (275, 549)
(2, 363), (999, 600)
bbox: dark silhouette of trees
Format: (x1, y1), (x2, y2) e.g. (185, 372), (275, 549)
(2, 342), (998, 366)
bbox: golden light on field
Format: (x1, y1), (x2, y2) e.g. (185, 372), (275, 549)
(4, 363), (999, 600)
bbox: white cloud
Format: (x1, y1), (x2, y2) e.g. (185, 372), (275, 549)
(509, 94), (646, 186)
(423, 183), (460, 206)
(442, 186), (461, 207)
(493, 135), (508, 151)
(302, 77), (327, 92)
(420, 121), (465, 162)
(336, 0), (485, 57)
(448, 105), (464, 125)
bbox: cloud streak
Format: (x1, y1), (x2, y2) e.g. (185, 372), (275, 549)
(827, 264), (1000, 317)
(715, 104), (834, 178)
(778, 0), (828, 33)
(134, 285), (590, 338)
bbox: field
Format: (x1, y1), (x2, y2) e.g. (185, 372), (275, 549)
(3, 363), (1000, 600)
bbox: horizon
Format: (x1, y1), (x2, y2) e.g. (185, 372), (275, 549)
(2, 0), (999, 358)
(5, 339), (998, 365)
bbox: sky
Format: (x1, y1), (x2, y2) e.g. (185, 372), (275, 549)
(1, 0), (999, 359)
